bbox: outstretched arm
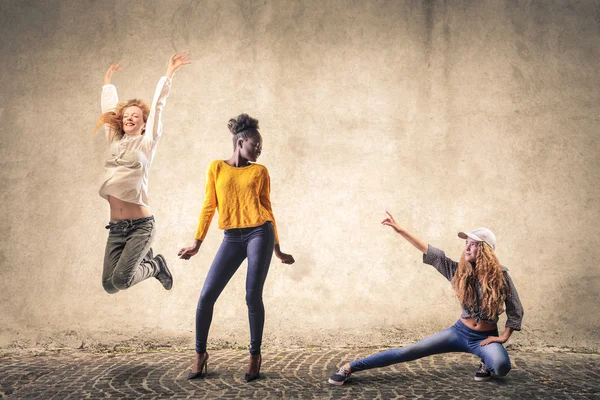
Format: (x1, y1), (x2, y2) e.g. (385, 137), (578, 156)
(381, 211), (428, 254)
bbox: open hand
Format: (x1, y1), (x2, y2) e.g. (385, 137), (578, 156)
(480, 336), (507, 346)
(104, 62), (123, 85)
(381, 211), (402, 233)
(166, 52), (192, 78)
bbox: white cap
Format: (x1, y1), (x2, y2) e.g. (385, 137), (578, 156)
(458, 228), (496, 250)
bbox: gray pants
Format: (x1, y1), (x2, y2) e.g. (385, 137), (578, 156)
(102, 216), (159, 294)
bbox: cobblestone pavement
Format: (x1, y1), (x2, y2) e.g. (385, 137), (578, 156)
(0, 349), (598, 399)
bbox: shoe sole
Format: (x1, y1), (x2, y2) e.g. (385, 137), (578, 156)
(474, 375), (491, 381)
(328, 378), (345, 386)
(155, 254), (173, 290)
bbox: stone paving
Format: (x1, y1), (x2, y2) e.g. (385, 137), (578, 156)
(0, 348), (598, 399)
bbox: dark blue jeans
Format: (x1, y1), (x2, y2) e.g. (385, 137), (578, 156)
(350, 319), (511, 376)
(196, 222), (275, 355)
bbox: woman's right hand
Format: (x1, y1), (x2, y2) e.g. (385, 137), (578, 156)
(381, 211), (403, 233)
(178, 239), (202, 260)
(381, 210), (428, 254)
(104, 62), (123, 85)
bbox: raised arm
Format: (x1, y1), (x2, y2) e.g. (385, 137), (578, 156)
(383, 211), (458, 280)
(144, 53), (191, 145)
(98, 63), (123, 144)
(101, 63), (122, 114)
(381, 211), (428, 253)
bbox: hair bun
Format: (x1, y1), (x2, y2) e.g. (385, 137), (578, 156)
(227, 113), (259, 134)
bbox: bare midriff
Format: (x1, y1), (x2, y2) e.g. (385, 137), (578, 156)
(108, 195), (152, 221)
(460, 317), (497, 331)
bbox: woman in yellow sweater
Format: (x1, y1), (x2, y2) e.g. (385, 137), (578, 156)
(178, 114), (295, 382)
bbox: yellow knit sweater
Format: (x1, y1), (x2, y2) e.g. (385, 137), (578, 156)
(194, 160), (279, 243)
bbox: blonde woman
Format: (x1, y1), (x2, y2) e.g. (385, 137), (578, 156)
(95, 53), (191, 294)
(328, 211), (524, 385)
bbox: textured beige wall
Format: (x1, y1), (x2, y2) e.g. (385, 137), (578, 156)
(1, 0), (599, 352)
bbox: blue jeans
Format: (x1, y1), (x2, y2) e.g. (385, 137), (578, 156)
(350, 319), (511, 377)
(195, 222), (275, 355)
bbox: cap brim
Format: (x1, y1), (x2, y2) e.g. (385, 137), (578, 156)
(458, 231), (495, 250)
(458, 232), (483, 242)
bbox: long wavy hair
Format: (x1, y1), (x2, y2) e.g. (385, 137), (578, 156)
(452, 242), (509, 319)
(93, 99), (150, 142)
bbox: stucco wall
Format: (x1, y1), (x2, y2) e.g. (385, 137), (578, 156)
(1, 0), (598, 352)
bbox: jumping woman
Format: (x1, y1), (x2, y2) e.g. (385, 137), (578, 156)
(328, 211), (523, 385)
(95, 53), (191, 294)
(178, 114), (295, 382)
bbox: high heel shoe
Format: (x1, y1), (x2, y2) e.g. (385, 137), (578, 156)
(244, 354), (262, 382)
(187, 352), (209, 379)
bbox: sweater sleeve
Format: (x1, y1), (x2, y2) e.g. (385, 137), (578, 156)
(259, 168), (280, 244)
(422, 245), (459, 281)
(194, 162), (218, 240)
(101, 84), (119, 145)
(144, 76), (172, 147)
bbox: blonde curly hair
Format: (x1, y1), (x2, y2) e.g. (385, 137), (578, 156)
(452, 242), (509, 319)
(93, 99), (150, 142)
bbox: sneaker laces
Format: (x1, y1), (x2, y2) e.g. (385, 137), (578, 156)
(477, 362), (490, 374)
(336, 366), (351, 377)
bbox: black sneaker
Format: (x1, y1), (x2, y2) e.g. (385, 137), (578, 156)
(154, 254), (173, 290)
(328, 366), (351, 385)
(474, 361), (491, 381)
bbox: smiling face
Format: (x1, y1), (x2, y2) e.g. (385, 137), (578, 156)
(238, 134), (263, 162)
(464, 238), (481, 263)
(122, 106), (146, 136)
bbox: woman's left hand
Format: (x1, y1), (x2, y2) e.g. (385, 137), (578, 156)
(166, 52), (192, 78)
(480, 336), (507, 346)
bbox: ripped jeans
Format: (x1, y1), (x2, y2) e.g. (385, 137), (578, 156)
(350, 319), (511, 376)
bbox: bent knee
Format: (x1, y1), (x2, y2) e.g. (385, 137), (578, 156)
(102, 280), (119, 294)
(111, 275), (132, 291)
(491, 360), (511, 377)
